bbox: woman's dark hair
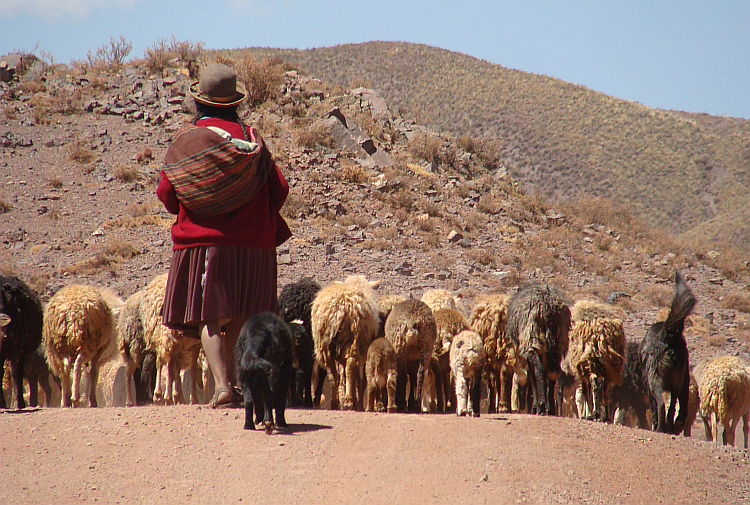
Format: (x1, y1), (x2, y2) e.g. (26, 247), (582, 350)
(193, 102), (241, 123)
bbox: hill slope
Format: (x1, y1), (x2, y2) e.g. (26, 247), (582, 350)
(235, 41), (750, 249)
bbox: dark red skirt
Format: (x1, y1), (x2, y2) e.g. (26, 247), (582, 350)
(162, 245), (278, 330)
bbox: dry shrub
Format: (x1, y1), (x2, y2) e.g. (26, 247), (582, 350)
(102, 215), (168, 229)
(68, 140), (96, 165)
(337, 164), (370, 184)
(143, 39), (172, 75)
(0, 198), (11, 214)
(563, 196), (649, 238)
(720, 292), (750, 313)
(114, 164), (141, 182)
(17, 81), (45, 94)
(458, 134), (500, 169)
(3, 106), (18, 120)
(422, 201), (443, 218)
(48, 177), (63, 189)
(61, 240), (138, 276)
(221, 55), (284, 107)
(87, 36), (132, 69)
(477, 194), (500, 215)
(51, 87), (82, 115)
(464, 248), (498, 269)
(294, 122), (335, 149)
(643, 283), (674, 308)
(408, 132), (442, 163)
(169, 37), (204, 77)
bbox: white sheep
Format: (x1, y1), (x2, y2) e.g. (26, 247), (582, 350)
(420, 288), (458, 313)
(43, 285), (123, 407)
(696, 355), (750, 448)
(384, 298), (437, 413)
(432, 307), (470, 412)
(311, 275), (380, 410)
(449, 329), (485, 417)
(563, 300), (626, 422)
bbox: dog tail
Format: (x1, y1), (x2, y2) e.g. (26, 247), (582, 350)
(665, 271), (697, 334)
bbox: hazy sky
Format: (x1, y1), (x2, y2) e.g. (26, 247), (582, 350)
(2, 0), (748, 119)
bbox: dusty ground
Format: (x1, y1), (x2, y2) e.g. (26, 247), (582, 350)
(2, 69), (750, 505)
(1, 405), (749, 505)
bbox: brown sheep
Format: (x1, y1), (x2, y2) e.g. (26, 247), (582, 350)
(384, 299), (437, 413)
(564, 300), (626, 422)
(377, 294), (408, 338)
(420, 288), (458, 313)
(365, 337), (397, 413)
(697, 355), (750, 448)
(43, 285), (122, 407)
(469, 292), (525, 413)
(311, 275), (380, 410)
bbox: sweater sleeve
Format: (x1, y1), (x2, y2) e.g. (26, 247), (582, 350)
(267, 162), (289, 212)
(156, 171), (180, 215)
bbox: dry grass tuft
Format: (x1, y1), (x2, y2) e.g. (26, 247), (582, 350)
(114, 164), (141, 182)
(61, 240), (139, 276)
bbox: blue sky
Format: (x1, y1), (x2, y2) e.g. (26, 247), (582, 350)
(2, 0), (748, 119)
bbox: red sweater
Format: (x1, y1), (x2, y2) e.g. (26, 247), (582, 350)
(157, 117), (291, 250)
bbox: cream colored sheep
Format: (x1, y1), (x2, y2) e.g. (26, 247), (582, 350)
(432, 307), (470, 412)
(384, 298), (437, 413)
(43, 285), (122, 407)
(138, 273), (203, 406)
(311, 275), (380, 410)
(365, 337), (397, 412)
(563, 300), (626, 422)
(469, 292), (526, 413)
(420, 288), (458, 313)
(697, 355), (750, 448)
(449, 330), (485, 417)
(118, 289), (146, 406)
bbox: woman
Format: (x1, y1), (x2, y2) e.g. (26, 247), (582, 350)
(157, 63), (291, 408)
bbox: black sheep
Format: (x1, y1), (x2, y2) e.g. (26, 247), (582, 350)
(0, 276), (44, 409)
(506, 282), (570, 416)
(609, 340), (650, 429)
(641, 271), (696, 434)
(278, 277), (323, 408)
(235, 312), (294, 432)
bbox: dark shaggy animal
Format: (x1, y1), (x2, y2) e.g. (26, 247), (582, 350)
(0, 276), (44, 409)
(506, 282), (570, 416)
(640, 271), (697, 434)
(278, 277), (323, 408)
(235, 312), (294, 432)
(609, 340), (650, 429)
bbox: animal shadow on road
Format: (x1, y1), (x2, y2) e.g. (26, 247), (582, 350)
(272, 423), (333, 435)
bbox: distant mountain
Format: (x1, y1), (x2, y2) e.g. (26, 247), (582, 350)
(230, 41), (750, 250)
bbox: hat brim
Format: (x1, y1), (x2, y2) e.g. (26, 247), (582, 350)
(189, 81), (247, 107)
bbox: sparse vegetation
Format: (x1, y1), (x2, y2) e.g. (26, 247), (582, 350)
(67, 140), (96, 165)
(87, 36), (132, 69)
(114, 164), (141, 183)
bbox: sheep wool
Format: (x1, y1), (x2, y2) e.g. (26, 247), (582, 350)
(698, 355), (750, 448)
(449, 330), (485, 417)
(564, 300), (626, 422)
(365, 337), (398, 413)
(43, 284), (116, 407)
(311, 275), (380, 410)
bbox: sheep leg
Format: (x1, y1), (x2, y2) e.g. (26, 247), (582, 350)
(455, 369), (468, 416)
(575, 382), (588, 419)
(499, 365), (513, 413)
(726, 419), (737, 447)
(340, 358), (357, 411)
(386, 368), (397, 413)
(672, 368), (690, 435)
(327, 365), (340, 410)
(395, 363), (408, 413)
(313, 365), (327, 408)
(470, 366), (483, 417)
(591, 375), (607, 422)
(124, 359), (137, 407)
(11, 357), (26, 409)
(88, 358), (100, 408)
(743, 412), (749, 449)
(274, 365), (291, 429)
(486, 368), (498, 414)
(189, 358), (200, 405)
(526, 353), (545, 415)
(242, 385), (255, 430)
(153, 362), (165, 404)
(71, 354), (85, 408)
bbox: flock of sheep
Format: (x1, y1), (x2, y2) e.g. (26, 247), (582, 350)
(0, 271), (749, 445)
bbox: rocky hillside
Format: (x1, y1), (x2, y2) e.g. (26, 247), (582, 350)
(0, 55), (749, 372)
(234, 42), (750, 253)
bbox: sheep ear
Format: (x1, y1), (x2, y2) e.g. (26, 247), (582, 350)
(369, 280), (382, 288)
(0, 313), (10, 327)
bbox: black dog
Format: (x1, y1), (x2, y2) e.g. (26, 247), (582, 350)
(235, 312), (294, 432)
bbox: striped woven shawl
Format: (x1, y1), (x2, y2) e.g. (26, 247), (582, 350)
(162, 125), (273, 220)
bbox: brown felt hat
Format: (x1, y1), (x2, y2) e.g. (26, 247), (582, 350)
(189, 63), (246, 107)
